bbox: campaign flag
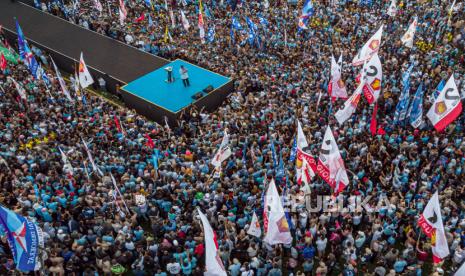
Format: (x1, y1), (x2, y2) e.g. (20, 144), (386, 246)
(51, 58), (73, 102)
(144, 134), (155, 149)
(0, 46), (20, 64)
(297, 154), (315, 186)
(387, 0), (397, 16)
(118, 0), (127, 25)
(317, 126), (349, 194)
(296, 120), (317, 173)
(270, 138), (278, 168)
(39, 66), (51, 88)
(211, 130), (232, 168)
(298, 0), (314, 30)
(148, 14), (154, 28)
(152, 149), (159, 170)
(0, 53), (6, 70)
(73, 70), (81, 98)
(78, 52), (94, 88)
(335, 83), (363, 125)
(145, 0), (154, 10)
(427, 75), (462, 132)
(247, 212), (262, 238)
(258, 15), (269, 28)
(289, 136), (297, 163)
(432, 79), (445, 101)
(206, 26), (215, 43)
(393, 63), (414, 123)
(197, 208), (227, 276)
(401, 17), (417, 48)
(15, 19), (39, 78)
(370, 102), (378, 136)
(180, 10), (190, 31)
(246, 17), (258, 45)
(198, 1), (206, 42)
(169, 9), (176, 29)
(82, 138), (103, 176)
(59, 147), (74, 175)
(361, 53), (382, 104)
(352, 25), (383, 66)
(328, 55), (348, 101)
(135, 13), (146, 23)
(408, 83), (425, 128)
(8, 77), (27, 100)
(94, 0), (103, 12)
(0, 206), (44, 272)
(231, 16), (242, 30)
(417, 191), (450, 263)
(263, 179), (292, 245)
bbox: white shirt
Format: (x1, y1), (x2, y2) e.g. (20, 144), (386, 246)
(167, 262), (181, 275)
(179, 68), (189, 80)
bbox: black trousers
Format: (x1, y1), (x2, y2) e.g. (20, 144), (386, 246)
(182, 78), (190, 87)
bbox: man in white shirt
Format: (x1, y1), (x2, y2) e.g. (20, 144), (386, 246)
(166, 260), (181, 275)
(179, 65), (190, 87)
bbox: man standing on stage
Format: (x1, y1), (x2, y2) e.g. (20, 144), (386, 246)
(179, 65), (190, 87)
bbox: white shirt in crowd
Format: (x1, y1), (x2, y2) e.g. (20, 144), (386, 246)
(166, 262), (181, 275)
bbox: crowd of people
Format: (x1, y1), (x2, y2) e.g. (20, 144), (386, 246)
(1, 0), (465, 274)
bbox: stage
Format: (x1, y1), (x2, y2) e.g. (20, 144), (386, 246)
(121, 59), (234, 125)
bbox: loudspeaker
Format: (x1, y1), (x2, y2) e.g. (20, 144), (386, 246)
(191, 92), (203, 100)
(203, 85), (214, 93)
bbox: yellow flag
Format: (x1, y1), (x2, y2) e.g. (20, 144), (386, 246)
(164, 25), (169, 43)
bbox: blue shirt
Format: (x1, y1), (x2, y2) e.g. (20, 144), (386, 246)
(393, 260), (407, 273)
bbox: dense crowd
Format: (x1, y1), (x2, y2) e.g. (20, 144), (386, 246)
(1, 0), (465, 275)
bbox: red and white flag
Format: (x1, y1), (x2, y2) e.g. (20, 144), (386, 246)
(417, 191), (450, 263)
(361, 53), (382, 104)
(247, 212), (262, 238)
(197, 208), (227, 276)
(401, 17), (417, 48)
(211, 130), (232, 168)
(297, 154), (314, 186)
(263, 179), (292, 245)
(79, 52), (94, 88)
(317, 126), (349, 194)
(296, 120), (317, 173)
(335, 83), (363, 125)
(198, 0), (206, 43)
(427, 74), (462, 132)
(352, 25), (383, 66)
(328, 55), (347, 101)
(119, 0), (127, 25)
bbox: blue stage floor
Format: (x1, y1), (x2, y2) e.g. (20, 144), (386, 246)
(121, 59), (230, 113)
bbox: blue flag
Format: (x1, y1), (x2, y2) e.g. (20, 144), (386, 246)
(148, 14), (154, 28)
(152, 149), (159, 170)
(15, 19), (39, 79)
(231, 16), (242, 30)
(276, 151), (285, 180)
(246, 17), (259, 46)
(0, 206), (43, 272)
(206, 26), (215, 43)
(408, 83), (424, 128)
(394, 63), (414, 124)
(289, 136), (297, 163)
(433, 79), (445, 101)
(258, 15), (269, 28)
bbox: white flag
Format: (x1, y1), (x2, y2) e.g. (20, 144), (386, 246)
(93, 0), (103, 12)
(329, 55), (348, 100)
(318, 126), (349, 193)
(78, 52), (94, 89)
(297, 120), (308, 150)
(417, 191), (450, 263)
(197, 209), (227, 276)
(59, 147), (74, 175)
(426, 75), (462, 132)
(180, 10), (190, 31)
(401, 17), (417, 48)
(263, 179), (292, 245)
(211, 130), (232, 168)
(352, 25), (383, 66)
(82, 138), (103, 176)
(8, 77), (27, 100)
(387, 0), (397, 17)
(169, 9), (176, 29)
(51, 58), (73, 102)
(361, 53), (383, 104)
(335, 84), (363, 125)
(247, 212), (262, 238)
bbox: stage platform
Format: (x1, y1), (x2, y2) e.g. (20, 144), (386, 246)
(121, 59), (234, 125)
